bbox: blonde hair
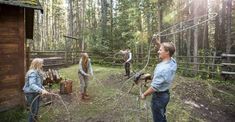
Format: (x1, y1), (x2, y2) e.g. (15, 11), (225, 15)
(161, 42), (176, 57)
(29, 58), (44, 71)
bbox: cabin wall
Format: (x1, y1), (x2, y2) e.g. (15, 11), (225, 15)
(0, 5), (26, 111)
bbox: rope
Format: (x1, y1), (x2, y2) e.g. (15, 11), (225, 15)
(106, 11), (218, 102)
(29, 94), (52, 121)
(157, 13), (217, 37)
(118, 12), (218, 121)
(29, 92), (71, 122)
(62, 12), (219, 121)
(93, 76), (104, 88)
(112, 52), (122, 66)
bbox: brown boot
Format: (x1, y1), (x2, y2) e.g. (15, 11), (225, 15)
(84, 93), (89, 97)
(81, 93), (90, 100)
(84, 90), (90, 99)
(84, 93), (90, 100)
(80, 93), (85, 100)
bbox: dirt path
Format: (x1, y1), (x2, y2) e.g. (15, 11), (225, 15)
(172, 76), (235, 122)
(52, 66), (235, 122)
(100, 74), (235, 122)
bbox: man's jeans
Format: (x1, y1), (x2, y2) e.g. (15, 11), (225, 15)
(151, 91), (170, 122)
(25, 93), (40, 122)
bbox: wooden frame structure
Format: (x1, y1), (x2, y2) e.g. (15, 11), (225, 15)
(0, 0), (43, 112)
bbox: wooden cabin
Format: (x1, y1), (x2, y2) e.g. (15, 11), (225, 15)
(0, 0), (42, 112)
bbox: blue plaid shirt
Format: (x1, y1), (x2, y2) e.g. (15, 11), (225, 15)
(151, 58), (177, 92)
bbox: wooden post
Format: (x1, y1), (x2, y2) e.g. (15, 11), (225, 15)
(65, 37), (68, 66)
(186, 56), (189, 75)
(221, 53), (235, 80)
(75, 39), (78, 63)
(211, 52), (216, 78)
(63, 35), (80, 65)
(221, 53), (228, 80)
(26, 46), (30, 70)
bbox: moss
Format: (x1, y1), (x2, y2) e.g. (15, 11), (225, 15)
(21, 0), (37, 5)
(0, 0), (40, 7)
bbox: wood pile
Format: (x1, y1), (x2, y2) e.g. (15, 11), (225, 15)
(43, 69), (62, 85)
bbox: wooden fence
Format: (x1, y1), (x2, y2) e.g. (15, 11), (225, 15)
(27, 50), (66, 70)
(27, 50), (235, 80)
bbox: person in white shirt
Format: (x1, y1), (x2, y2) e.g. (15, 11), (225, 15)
(120, 47), (132, 78)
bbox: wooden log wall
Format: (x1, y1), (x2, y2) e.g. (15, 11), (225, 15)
(0, 5), (25, 112)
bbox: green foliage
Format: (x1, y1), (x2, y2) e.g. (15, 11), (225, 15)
(0, 107), (27, 122)
(87, 0), (165, 53)
(21, 0), (37, 5)
(177, 49), (222, 80)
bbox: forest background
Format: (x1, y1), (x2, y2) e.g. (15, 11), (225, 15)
(31, 0), (234, 54)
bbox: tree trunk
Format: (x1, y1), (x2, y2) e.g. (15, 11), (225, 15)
(101, 0), (107, 44)
(82, 0), (86, 51)
(187, 29), (191, 60)
(158, 0), (163, 42)
(68, 0), (73, 50)
(202, 0), (209, 49)
(215, 0), (227, 52)
(110, 0), (113, 50)
(193, 0), (199, 72)
(36, 11), (41, 50)
(46, 0), (49, 50)
(202, 21), (209, 49)
(76, 0), (82, 51)
(226, 0), (232, 55)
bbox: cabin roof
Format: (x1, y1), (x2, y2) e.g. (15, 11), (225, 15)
(0, 0), (42, 10)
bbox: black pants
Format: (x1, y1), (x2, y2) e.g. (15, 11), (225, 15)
(125, 62), (130, 77)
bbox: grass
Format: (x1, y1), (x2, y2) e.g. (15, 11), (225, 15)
(1, 64), (234, 122)
(58, 64), (126, 121)
(0, 107), (27, 122)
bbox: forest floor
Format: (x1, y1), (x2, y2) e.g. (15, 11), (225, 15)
(45, 65), (235, 122)
(2, 65), (234, 122)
